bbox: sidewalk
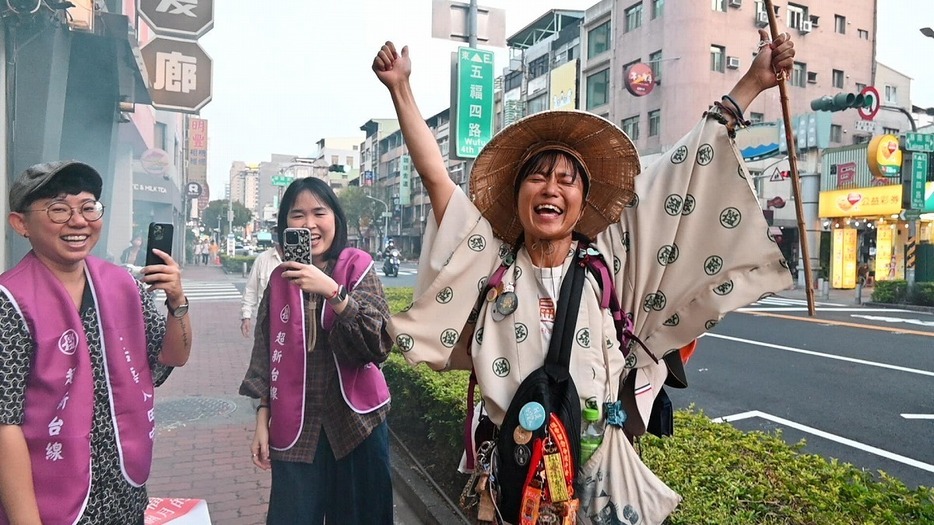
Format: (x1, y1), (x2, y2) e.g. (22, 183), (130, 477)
(148, 263), (459, 524)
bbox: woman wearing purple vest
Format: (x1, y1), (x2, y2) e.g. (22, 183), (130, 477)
(240, 177), (394, 524)
(0, 161), (192, 524)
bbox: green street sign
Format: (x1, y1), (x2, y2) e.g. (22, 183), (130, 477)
(911, 152), (928, 209)
(271, 175), (293, 187)
(904, 208), (922, 221)
(454, 47), (494, 159)
(903, 132), (934, 152)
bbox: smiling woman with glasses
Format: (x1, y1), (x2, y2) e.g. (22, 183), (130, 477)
(24, 199), (105, 223)
(0, 160), (192, 524)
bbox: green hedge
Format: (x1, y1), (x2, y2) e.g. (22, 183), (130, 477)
(218, 254), (256, 274)
(383, 287), (934, 523)
(871, 280), (934, 306)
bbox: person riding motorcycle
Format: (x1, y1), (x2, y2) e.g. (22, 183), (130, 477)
(382, 242), (400, 277)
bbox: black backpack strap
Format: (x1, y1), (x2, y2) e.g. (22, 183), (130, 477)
(544, 237), (588, 381)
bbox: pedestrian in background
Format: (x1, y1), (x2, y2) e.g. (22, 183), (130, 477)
(373, 29), (794, 524)
(240, 177), (393, 524)
(0, 161), (192, 524)
(209, 240), (219, 265)
(241, 227), (282, 338)
(121, 233), (145, 266)
(194, 238), (204, 265)
(201, 239), (211, 265)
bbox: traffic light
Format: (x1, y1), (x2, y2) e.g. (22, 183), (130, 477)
(810, 92), (872, 112)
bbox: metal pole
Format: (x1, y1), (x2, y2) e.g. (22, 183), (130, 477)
(467, 0), (478, 48)
(764, 0), (816, 316)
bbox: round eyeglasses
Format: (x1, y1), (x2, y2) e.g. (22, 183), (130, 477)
(25, 200), (105, 224)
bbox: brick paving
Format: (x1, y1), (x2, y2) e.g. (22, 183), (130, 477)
(146, 263), (271, 524)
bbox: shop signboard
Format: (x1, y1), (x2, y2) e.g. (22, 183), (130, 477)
(818, 185), (902, 218)
(867, 134), (901, 180)
(550, 60), (577, 110)
(141, 37), (213, 113)
(831, 228), (857, 289)
(875, 226), (894, 282)
(138, 0), (215, 39)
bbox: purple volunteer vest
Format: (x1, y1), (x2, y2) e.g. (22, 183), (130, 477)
(267, 249), (390, 451)
(0, 253), (154, 525)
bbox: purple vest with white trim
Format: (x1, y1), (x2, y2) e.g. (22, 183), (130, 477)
(0, 253), (154, 525)
(267, 249), (390, 450)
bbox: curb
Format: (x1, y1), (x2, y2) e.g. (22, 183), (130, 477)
(863, 301), (934, 314)
(389, 427), (470, 525)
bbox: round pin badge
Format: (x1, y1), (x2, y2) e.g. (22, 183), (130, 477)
(491, 308), (506, 323)
(486, 287), (499, 303)
(518, 401), (546, 431)
(495, 291), (518, 316)
(513, 426), (532, 445)
(514, 444), (531, 466)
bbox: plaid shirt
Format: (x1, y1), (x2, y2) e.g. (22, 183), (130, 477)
(240, 264), (392, 461)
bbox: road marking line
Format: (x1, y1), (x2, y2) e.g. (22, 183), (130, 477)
(901, 414), (934, 420)
(700, 333), (934, 377)
(737, 311), (934, 337)
(714, 410), (934, 474)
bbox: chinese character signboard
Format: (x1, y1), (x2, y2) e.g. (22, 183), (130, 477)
(909, 152), (928, 210)
(399, 155), (412, 205)
(818, 185), (903, 218)
(141, 37), (213, 113)
(138, 0), (214, 39)
(454, 47), (494, 159)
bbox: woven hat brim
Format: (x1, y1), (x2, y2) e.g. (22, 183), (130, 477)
(470, 110), (639, 243)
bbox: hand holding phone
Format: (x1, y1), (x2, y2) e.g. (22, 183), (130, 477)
(145, 222), (174, 267)
(282, 228), (312, 265)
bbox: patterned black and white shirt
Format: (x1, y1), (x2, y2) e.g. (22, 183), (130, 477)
(0, 280), (172, 524)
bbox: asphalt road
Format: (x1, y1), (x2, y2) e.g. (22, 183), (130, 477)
(669, 298), (934, 489)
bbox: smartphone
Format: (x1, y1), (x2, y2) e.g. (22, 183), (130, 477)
(282, 227), (312, 265)
(145, 222), (174, 266)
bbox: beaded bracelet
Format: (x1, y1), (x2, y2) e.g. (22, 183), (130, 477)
(721, 95), (751, 127)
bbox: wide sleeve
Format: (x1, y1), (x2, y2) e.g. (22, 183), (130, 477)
(326, 267), (393, 365)
(390, 190), (504, 370)
(595, 116), (793, 358)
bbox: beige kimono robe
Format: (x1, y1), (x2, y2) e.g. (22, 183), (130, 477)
(391, 116), (793, 432)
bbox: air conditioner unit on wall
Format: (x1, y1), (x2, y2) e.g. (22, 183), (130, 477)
(800, 20), (813, 33)
(727, 56), (741, 69)
(755, 11), (769, 28)
(729, 0), (742, 7)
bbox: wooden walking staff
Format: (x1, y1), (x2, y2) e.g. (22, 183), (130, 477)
(763, 0), (816, 316)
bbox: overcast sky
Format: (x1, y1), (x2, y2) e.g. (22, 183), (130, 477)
(198, 0), (933, 194)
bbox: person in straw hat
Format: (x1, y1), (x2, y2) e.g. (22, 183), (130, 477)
(374, 29), (795, 524)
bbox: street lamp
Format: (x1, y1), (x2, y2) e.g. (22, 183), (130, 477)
(366, 195), (390, 253)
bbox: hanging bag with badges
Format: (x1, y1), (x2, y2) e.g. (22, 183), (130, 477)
(491, 243), (590, 525)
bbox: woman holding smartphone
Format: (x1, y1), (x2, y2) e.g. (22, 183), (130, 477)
(239, 177), (394, 524)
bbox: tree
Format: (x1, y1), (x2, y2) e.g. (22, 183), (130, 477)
(339, 186), (375, 239)
(202, 199), (253, 238)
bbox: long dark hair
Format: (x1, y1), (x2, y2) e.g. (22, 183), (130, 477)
(276, 177), (348, 262)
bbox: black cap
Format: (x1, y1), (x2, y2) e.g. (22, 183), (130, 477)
(9, 161), (103, 212)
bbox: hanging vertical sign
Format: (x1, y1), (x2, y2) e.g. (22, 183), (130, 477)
(454, 47), (494, 159)
(399, 155), (412, 206)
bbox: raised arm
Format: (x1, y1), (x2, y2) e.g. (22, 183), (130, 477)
(723, 29), (796, 119)
(373, 41), (456, 224)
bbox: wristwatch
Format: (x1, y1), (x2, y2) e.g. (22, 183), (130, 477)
(327, 285), (347, 306)
(166, 297), (190, 318)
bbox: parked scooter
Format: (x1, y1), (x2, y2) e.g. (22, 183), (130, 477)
(382, 249), (400, 277)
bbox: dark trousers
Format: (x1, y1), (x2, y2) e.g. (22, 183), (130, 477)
(266, 422), (393, 525)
